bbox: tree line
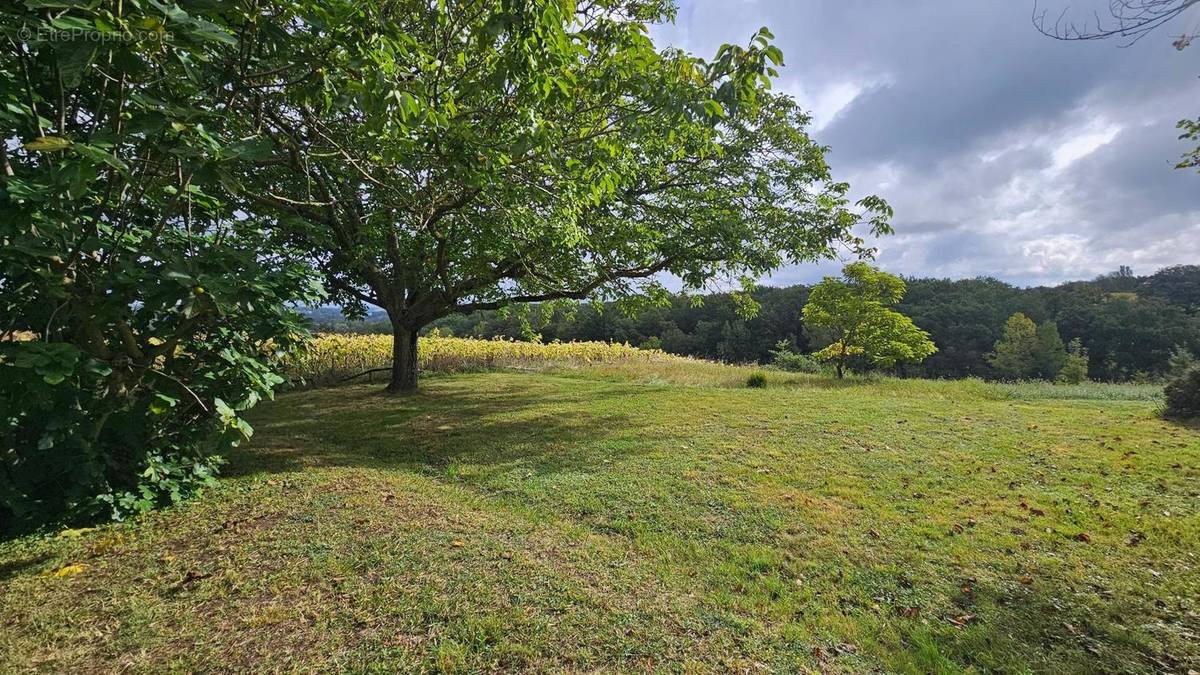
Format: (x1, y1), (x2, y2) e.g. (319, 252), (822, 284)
(347, 264), (1200, 382)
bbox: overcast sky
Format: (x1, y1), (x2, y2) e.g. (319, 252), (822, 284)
(652, 0), (1200, 287)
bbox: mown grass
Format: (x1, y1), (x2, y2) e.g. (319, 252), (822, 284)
(0, 370), (1195, 673)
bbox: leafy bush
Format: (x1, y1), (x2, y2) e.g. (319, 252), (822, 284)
(1168, 346), (1197, 378)
(746, 372), (768, 388)
(0, 254), (318, 533)
(1057, 339), (1090, 384)
(1163, 367), (1200, 420)
(769, 341), (824, 373)
(0, 3), (321, 534)
(639, 336), (664, 351)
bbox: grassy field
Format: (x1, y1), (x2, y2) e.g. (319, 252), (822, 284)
(0, 366), (1195, 673)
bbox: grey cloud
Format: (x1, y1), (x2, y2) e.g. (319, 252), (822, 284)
(661, 0), (1200, 285)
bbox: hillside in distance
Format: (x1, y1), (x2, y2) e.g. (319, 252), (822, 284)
(305, 265), (1200, 382)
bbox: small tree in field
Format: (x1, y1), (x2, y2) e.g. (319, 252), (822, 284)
(989, 313), (1039, 379)
(802, 263), (936, 379)
(1058, 338), (1090, 384)
(1034, 321), (1068, 380)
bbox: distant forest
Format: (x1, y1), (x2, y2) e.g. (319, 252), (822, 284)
(309, 265), (1200, 382)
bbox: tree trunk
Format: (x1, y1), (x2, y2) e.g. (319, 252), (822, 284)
(387, 322), (420, 394)
(836, 358), (845, 380)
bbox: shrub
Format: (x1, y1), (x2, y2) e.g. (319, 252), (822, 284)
(746, 372), (768, 388)
(0, 2), (322, 534)
(1057, 339), (1090, 385)
(1, 267), (316, 534)
(769, 342), (824, 374)
(1163, 367), (1200, 420)
(639, 336), (664, 351)
(1168, 346), (1197, 378)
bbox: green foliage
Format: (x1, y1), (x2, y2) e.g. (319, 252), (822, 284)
(1168, 345), (1197, 377)
(802, 263), (936, 378)
(745, 371), (768, 388)
(992, 316), (1073, 381)
(1057, 339), (1091, 385)
(1145, 265), (1200, 313)
(0, 1), (322, 532)
(768, 340), (823, 373)
(421, 266), (1200, 381)
(1163, 367), (1200, 419)
(1178, 117), (1200, 172)
(243, 1), (889, 391)
(1034, 321), (1067, 379)
(988, 313), (1039, 379)
(638, 336), (663, 351)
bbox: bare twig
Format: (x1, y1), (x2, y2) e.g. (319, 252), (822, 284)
(1033, 0), (1200, 46)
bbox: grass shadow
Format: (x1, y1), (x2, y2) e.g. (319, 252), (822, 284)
(0, 552), (52, 582)
(918, 575), (1189, 674)
(228, 374), (646, 482)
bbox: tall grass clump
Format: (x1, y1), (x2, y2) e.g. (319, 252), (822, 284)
(288, 334), (665, 387)
(992, 380), (1166, 402)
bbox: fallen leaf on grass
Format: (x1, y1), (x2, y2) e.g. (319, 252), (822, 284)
(451, 540), (465, 548)
(1074, 533), (1091, 543)
(46, 564), (85, 578)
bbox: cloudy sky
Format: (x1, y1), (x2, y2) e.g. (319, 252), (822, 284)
(653, 0), (1200, 287)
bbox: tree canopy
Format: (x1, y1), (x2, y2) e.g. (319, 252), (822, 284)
(989, 313), (1040, 379)
(385, 264), (1200, 381)
(801, 263), (936, 378)
(238, 0), (891, 392)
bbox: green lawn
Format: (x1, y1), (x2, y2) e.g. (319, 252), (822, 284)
(1, 371), (1197, 673)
